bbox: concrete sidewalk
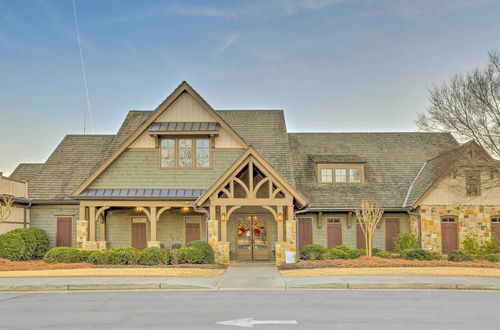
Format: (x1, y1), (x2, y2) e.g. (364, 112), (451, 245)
(1, 267), (500, 292)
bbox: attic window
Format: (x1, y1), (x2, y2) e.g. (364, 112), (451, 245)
(465, 170), (481, 196)
(160, 137), (210, 169)
(317, 164), (365, 184)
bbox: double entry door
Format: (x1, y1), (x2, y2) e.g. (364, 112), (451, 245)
(236, 215), (270, 260)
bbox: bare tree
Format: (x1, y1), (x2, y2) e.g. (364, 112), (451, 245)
(0, 195), (14, 224)
(417, 50), (500, 158)
(355, 200), (384, 257)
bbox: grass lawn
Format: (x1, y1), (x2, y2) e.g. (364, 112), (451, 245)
(281, 267), (500, 277)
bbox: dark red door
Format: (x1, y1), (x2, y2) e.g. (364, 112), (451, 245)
(298, 218), (313, 250)
(385, 218), (401, 251)
(356, 223), (366, 249)
(185, 223), (201, 243)
(327, 222), (342, 247)
(492, 219), (500, 240)
(56, 217), (72, 247)
(441, 222), (458, 254)
(131, 223), (147, 250)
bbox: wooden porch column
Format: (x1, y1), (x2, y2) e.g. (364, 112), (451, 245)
(99, 214), (106, 241)
(220, 206), (227, 242)
(277, 206), (284, 243)
(285, 205), (297, 262)
(89, 206), (96, 242)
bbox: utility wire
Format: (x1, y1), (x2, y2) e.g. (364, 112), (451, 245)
(72, 0), (92, 134)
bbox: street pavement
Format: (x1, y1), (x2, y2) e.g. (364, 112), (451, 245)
(0, 290), (499, 329)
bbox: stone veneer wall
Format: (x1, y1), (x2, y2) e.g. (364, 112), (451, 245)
(419, 205), (500, 252)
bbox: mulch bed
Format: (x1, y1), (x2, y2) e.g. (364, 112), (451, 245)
(0, 258), (226, 272)
(0, 258), (91, 271)
(278, 256), (500, 270)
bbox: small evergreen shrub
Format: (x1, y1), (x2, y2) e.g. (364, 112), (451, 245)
(0, 231), (26, 261)
(375, 251), (392, 259)
(325, 246), (366, 260)
(462, 237), (483, 259)
(299, 244), (327, 260)
(482, 236), (500, 255)
(394, 232), (419, 253)
(44, 247), (81, 263)
(447, 250), (472, 262)
(401, 248), (441, 261)
(78, 250), (94, 263)
(102, 247), (139, 265)
(485, 253), (500, 262)
(26, 228), (50, 259)
(429, 251), (443, 260)
(137, 247), (169, 266)
(0, 228), (49, 261)
(186, 240), (215, 264)
(371, 248), (382, 255)
(171, 247), (204, 264)
(88, 251), (104, 265)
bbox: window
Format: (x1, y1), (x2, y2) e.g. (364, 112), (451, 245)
(160, 139), (175, 168)
(327, 218), (341, 224)
(320, 168), (333, 183)
(491, 217), (500, 223)
(335, 169), (347, 182)
(317, 164), (365, 184)
(160, 137), (210, 168)
(466, 171), (481, 196)
(441, 217), (456, 223)
(349, 168), (361, 183)
(196, 138), (210, 168)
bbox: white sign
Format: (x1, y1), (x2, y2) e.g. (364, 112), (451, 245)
(217, 318), (298, 328)
(285, 250), (296, 264)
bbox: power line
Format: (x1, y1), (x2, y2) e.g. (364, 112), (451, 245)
(72, 0), (92, 134)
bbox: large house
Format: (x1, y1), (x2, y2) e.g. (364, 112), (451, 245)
(9, 82), (500, 264)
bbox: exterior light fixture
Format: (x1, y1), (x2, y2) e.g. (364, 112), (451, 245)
(181, 202), (190, 213)
(221, 213), (227, 221)
(135, 207), (142, 213)
(277, 213), (283, 221)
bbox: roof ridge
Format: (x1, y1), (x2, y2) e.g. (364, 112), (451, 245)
(424, 141), (471, 163)
(289, 131), (454, 135)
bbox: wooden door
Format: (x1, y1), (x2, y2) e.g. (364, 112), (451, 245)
(491, 218), (500, 240)
(356, 223), (366, 249)
(185, 223), (201, 243)
(56, 217), (72, 247)
(298, 218), (313, 250)
(131, 222), (147, 250)
(385, 218), (400, 251)
(327, 220), (342, 247)
(441, 221), (458, 254)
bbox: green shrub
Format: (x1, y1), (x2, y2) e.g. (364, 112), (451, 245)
(44, 247), (81, 263)
(371, 248), (382, 255)
(484, 253), (500, 262)
(102, 247), (139, 265)
(299, 244), (327, 260)
(447, 250), (472, 262)
(325, 246), (366, 260)
(137, 247), (169, 266)
(375, 251), (392, 259)
(462, 237), (483, 259)
(78, 250), (94, 263)
(394, 232), (419, 253)
(482, 236), (500, 255)
(401, 248), (441, 261)
(429, 251), (443, 260)
(186, 240), (215, 264)
(88, 251), (104, 265)
(0, 231), (26, 261)
(171, 247), (204, 264)
(26, 228), (50, 259)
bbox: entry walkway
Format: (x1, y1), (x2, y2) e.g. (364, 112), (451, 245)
(216, 264), (286, 290)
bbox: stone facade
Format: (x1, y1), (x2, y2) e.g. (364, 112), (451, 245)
(418, 205), (500, 252)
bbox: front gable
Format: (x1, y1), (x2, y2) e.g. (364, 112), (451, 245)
(73, 82), (247, 196)
(414, 141), (500, 206)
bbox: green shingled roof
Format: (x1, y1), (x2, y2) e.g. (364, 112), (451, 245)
(9, 163), (44, 182)
(289, 132), (459, 209)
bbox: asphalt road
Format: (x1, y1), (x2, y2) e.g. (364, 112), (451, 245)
(0, 290), (499, 330)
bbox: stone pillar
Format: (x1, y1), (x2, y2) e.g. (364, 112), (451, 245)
(216, 241), (230, 265)
(207, 219), (219, 248)
(76, 220), (88, 249)
(285, 219), (297, 263)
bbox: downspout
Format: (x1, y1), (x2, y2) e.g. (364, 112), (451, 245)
(23, 201), (32, 229)
(193, 205), (209, 242)
(293, 205), (312, 251)
(407, 210), (422, 248)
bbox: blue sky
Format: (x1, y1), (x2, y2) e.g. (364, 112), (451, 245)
(1, 0), (500, 174)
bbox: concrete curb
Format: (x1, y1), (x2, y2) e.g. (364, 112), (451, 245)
(0, 283), (211, 292)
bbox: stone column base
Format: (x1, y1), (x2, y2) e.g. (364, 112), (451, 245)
(82, 241), (98, 251)
(275, 242), (287, 265)
(76, 220), (88, 249)
(97, 241), (108, 251)
(214, 241), (230, 265)
(147, 241), (161, 248)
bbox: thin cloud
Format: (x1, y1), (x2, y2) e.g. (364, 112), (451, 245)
(215, 32), (240, 57)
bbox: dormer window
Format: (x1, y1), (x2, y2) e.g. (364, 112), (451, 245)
(317, 164), (365, 184)
(466, 170), (480, 196)
(160, 137), (210, 169)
